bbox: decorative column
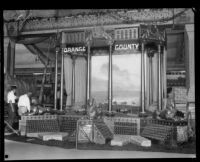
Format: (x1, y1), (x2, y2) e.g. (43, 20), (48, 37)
(147, 51), (154, 105)
(149, 55), (152, 105)
(89, 54), (92, 100)
(141, 42), (145, 113)
(54, 46), (59, 110)
(72, 55), (76, 106)
(157, 44), (161, 111)
(60, 44), (64, 111)
(185, 24), (194, 91)
(160, 47), (163, 110)
(86, 41), (91, 106)
(163, 47), (167, 101)
(108, 42), (113, 113)
(144, 48), (148, 109)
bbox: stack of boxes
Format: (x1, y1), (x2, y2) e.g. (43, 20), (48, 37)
(76, 119), (113, 144)
(130, 135), (151, 147)
(187, 86), (195, 120)
(26, 119), (60, 137)
(188, 103), (195, 119)
(141, 119), (188, 144)
(113, 117), (140, 135)
(38, 132), (69, 141)
(167, 71), (186, 87)
(93, 120), (113, 144)
(19, 115), (58, 136)
(173, 87), (187, 114)
(107, 117), (142, 147)
(58, 115), (83, 141)
(77, 119), (93, 143)
(141, 122), (173, 142)
(110, 135), (130, 146)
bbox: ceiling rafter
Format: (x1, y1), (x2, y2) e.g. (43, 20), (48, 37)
(25, 44), (48, 66)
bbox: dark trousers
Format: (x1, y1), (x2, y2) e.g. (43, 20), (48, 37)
(7, 103), (17, 128)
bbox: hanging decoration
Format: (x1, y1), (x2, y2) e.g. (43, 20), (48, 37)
(4, 8), (191, 35)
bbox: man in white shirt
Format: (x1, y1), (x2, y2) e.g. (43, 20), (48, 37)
(7, 86), (17, 104)
(7, 85), (18, 129)
(18, 92), (32, 116)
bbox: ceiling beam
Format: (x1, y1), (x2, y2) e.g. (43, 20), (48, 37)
(19, 23), (142, 35)
(20, 23), (175, 36)
(25, 44), (47, 65)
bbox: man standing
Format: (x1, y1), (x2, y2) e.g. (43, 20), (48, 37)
(7, 85), (18, 128)
(18, 92), (32, 116)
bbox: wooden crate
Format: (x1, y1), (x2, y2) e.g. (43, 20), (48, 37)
(93, 126), (106, 144)
(93, 120), (113, 140)
(110, 135), (130, 146)
(78, 123), (93, 143)
(38, 132), (69, 141)
(103, 116), (140, 135)
(130, 135), (151, 147)
(141, 119), (188, 144)
(176, 126), (188, 143)
(21, 115), (58, 121)
(19, 120), (27, 136)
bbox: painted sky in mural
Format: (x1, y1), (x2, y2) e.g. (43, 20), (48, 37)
(91, 54), (141, 105)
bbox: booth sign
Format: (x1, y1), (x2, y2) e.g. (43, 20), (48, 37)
(63, 46), (86, 53)
(114, 43), (139, 51)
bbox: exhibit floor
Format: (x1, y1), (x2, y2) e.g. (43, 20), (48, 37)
(4, 139), (195, 160)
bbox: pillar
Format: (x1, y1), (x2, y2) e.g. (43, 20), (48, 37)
(60, 44), (64, 111)
(185, 24), (194, 92)
(160, 47), (163, 110)
(148, 53), (154, 105)
(89, 54), (92, 100)
(149, 56), (151, 105)
(141, 42), (145, 113)
(108, 43), (113, 113)
(72, 55), (76, 106)
(144, 49), (148, 109)
(54, 46), (59, 110)
(157, 44), (161, 111)
(163, 47), (167, 100)
(86, 42), (91, 106)
(151, 54), (155, 104)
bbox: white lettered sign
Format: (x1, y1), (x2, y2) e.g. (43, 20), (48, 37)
(114, 43), (139, 51)
(63, 46), (86, 53)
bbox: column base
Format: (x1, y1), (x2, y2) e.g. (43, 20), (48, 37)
(139, 112), (148, 117)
